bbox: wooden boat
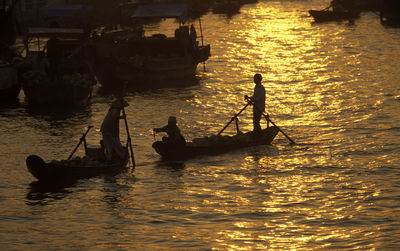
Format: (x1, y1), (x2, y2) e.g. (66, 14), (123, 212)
(152, 126), (279, 160)
(27, 101), (135, 183)
(309, 9), (360, 22)
(26, 147), (129, 183)
(21, 28), (96, 107)
(91, 3), (211, 90)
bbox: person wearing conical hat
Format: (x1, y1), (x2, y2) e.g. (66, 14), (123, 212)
(100, 99), (129, 161)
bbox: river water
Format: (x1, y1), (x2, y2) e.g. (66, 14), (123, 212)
(1, 0), (400, 250)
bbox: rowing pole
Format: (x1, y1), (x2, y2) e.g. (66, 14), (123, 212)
(245, 96), (295, 144)
(217, 102), (250, 136)
(121, 98), (135, 167)
(68, 125), (93, 160)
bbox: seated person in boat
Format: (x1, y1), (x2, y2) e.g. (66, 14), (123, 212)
(153, 116), (186, 148)
(100, 100), (129, 161)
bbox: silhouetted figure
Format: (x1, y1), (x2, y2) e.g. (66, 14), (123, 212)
(249, 73), (265, 132)
(101, 100), (129, 161)
(154, 116), (186, 148)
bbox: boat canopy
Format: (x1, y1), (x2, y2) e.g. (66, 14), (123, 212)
(44, 5), (91, 18)
(131, 4), (189, 23)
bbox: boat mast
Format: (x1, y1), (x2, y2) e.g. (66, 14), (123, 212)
(198, 16), (204, 47)
(198, 16), (206, 71)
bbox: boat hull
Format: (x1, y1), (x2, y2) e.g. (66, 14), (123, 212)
(153, 126), (280, 160)
(26, 148), (129, 182)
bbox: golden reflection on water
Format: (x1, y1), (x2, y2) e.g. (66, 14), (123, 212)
(201, 1), (367, 135)
(112, 2), (397, 248)
(193, 1), (388, 245)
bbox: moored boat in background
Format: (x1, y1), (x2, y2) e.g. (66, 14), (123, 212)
(91, 3), (210, 91)
(21, 27), (96, 107)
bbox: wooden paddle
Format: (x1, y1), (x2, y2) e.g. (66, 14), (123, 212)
(119, 98), (135, 168)
(217, 102), (250, 136)
(68, 125), (93, 160)
(245, 96), (295, 145)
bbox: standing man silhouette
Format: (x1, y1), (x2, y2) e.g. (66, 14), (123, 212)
(250, 73), (265, 132)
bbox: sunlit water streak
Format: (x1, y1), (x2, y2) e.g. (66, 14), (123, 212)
(1, 0), (400, 249)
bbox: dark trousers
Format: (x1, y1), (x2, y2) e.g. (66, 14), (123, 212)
(253, 109), (262, 131)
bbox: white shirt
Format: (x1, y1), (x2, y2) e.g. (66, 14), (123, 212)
(253, 83), (265, 112)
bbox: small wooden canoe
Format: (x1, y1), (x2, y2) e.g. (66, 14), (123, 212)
(26, 147), (129, 183)
(152, 126), (279, 160)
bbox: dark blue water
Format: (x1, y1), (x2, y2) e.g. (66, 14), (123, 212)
(1, 1), (400, 249)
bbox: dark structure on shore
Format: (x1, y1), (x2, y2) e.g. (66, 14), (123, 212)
(0, 0), (19, 46)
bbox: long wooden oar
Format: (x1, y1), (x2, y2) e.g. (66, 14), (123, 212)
(245, 96), (295, 144)
(120, 98), (135, 167)
(68, 125), (93, 160)
(217, 102), (250, 136)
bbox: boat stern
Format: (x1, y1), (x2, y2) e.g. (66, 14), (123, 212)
(26, 155), (46, 180)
